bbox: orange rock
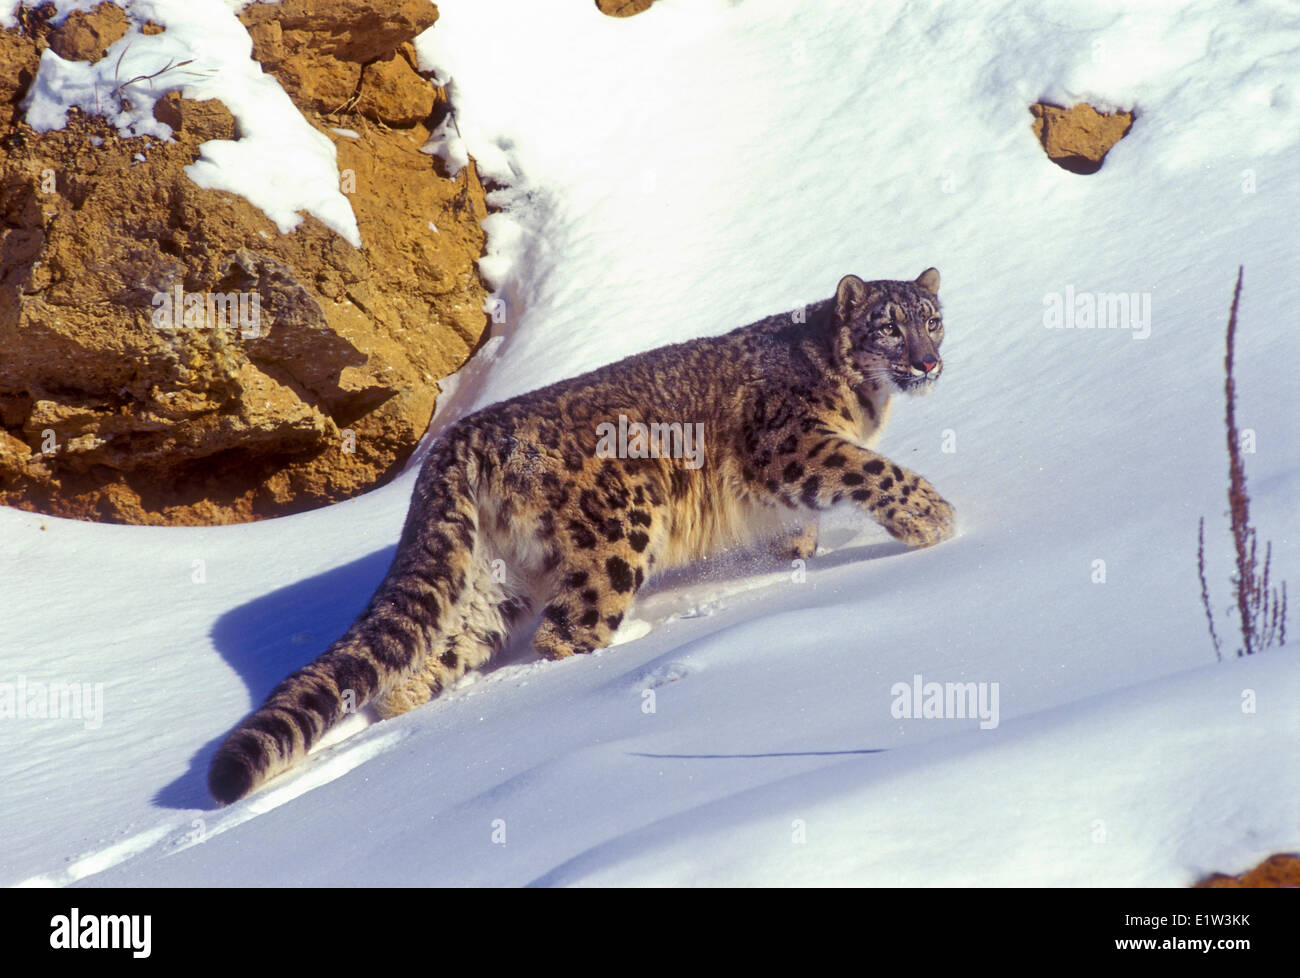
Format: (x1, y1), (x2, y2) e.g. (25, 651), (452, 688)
(597, 0), (657, 16)
(0, 31), (36, 108)
(240, 0), (439, 112)
(1030, 102), (1134, 174)
(1194, 853), (1300, 888)
(0, 1), (493, 526)
(359, 50), (437, 126)
(47, 2), (128, 62)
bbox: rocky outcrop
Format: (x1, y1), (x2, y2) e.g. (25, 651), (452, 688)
(596, 0), (657, 16)
(238, 0), (439, 119)
(0, 1), (492, 525)
(1194, 852), (1300, 888)
(1030, 101), (1134, 174)
(44, 2), (128, 62)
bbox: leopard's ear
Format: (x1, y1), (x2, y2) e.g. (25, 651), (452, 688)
(835, 274), (870, 323)
(915, 267), (940, 295)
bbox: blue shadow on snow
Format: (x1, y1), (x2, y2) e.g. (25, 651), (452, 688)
(153, 545), (397, 811)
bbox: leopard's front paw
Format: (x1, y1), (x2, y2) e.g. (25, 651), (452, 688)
(376, 674), (435, 719)
(532, 616), (595, 660)
(879, 475), (955, 548)
(772, 522), (819, 561)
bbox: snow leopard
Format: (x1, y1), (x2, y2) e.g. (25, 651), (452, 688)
(209, 268), (955, 804)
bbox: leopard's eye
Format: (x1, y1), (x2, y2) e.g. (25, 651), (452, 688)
(927, 317), (941, 331)
(878, 325), (901, 338)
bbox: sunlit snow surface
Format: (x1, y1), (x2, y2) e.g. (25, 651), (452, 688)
(1, 0), (1297, 886)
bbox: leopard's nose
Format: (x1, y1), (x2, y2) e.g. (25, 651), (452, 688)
(913, 356), (939, 374)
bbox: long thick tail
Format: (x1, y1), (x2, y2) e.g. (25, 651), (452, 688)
(208, 439), (481, 805)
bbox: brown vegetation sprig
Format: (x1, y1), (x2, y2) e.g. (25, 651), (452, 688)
(108, 42), (209, 113)
(1198, 267), (1288, 658)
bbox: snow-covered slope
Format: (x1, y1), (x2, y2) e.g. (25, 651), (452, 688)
(2, 0), (1297, 887)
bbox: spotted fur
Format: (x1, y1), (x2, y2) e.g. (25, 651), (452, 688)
(208, 268), (955, 804)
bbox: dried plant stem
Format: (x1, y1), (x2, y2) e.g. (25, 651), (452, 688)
(1202, 266), (1288, 658)
(1197, 517), (1222, 661)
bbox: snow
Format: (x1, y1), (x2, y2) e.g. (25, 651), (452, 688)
(2, 0), (1298, 887)
(12, 0), (361, 245)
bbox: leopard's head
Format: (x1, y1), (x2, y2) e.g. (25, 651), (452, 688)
(832, 268), (944, 395)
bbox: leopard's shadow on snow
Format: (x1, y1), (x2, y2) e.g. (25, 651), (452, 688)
(154, 546), (397, 811)
(156, 522), (906, 810)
